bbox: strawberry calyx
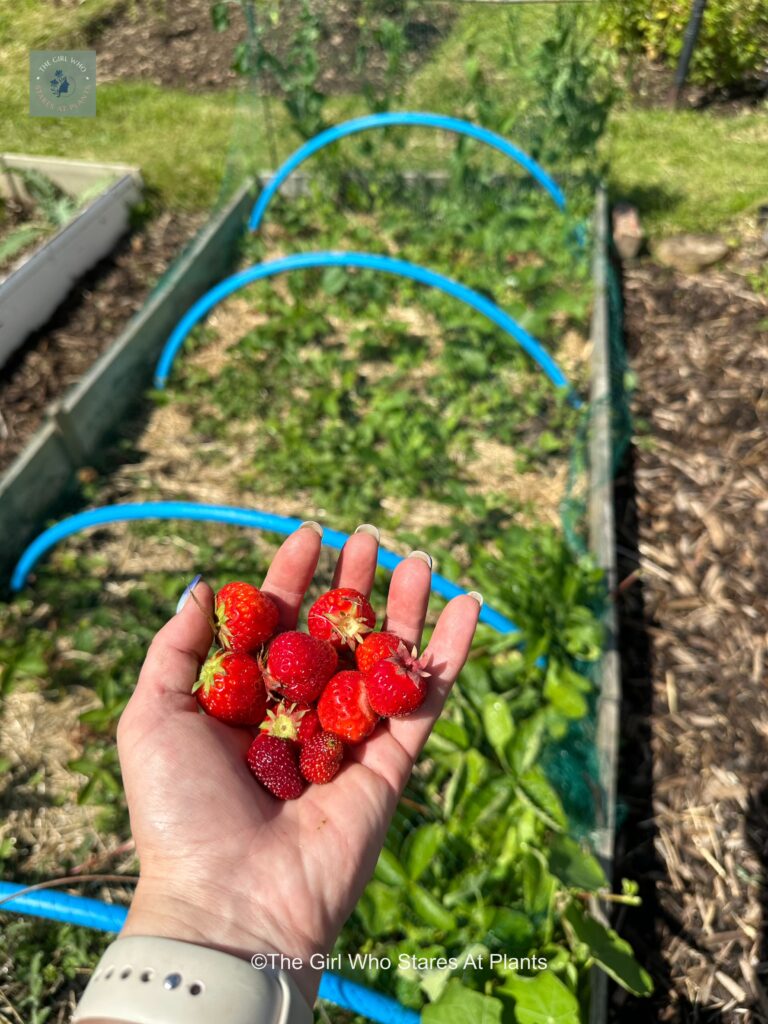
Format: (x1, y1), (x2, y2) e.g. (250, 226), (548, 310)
(386, 642), (430, 681)
(323, 601), (373, 650)
(192, 650), (226, 697)
(214, 605), (234, 650)
(258, 653), (281, 694)
(260, 701), (309, 741)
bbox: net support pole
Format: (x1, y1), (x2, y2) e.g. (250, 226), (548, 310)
(588, 186), (620, 1024)
(671, 0), (708, 106)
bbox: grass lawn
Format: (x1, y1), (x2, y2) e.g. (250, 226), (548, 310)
(5, 80), (260, 209)
(605, 106), (768, 235)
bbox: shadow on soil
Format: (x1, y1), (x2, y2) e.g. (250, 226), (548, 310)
(607, 254), (725, 1022)
(745, 790), (768, 1018)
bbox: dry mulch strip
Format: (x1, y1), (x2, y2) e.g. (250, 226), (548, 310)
(0, 210), (205, 476)
(613, 261), (768, 1022)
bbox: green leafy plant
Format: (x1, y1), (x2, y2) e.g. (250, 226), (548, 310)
(333, 525), (651, 1018)
(523, 9), (618, 176)
(600, 0), (768, 89)
(211, 0), (327, 140)
(354, 0), (420, 115)
(211, 0), (431, 143)
(0, 168), (111, 273)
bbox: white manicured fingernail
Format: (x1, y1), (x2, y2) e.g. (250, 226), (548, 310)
(468, 591), (483, 608)
(300, 520), (323, 537)
(176, 574), (202, 614)
(408, 550), (432, 569)
(355, 524), (380, 541)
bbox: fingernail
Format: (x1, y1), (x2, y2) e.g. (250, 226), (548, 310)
(468, 591), (483, 608)
(408, 550), (432, 569)
(176, 574), (202, 614)
(354, 524), (380, 541)
(300, 520), (323, 537)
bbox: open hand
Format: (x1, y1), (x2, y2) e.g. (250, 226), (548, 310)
(117, 523), (481, 1005)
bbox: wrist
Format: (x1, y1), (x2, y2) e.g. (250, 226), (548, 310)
(122, 876), (322, 1006)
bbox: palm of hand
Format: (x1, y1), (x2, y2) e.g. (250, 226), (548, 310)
(118, 525), (479, 1002)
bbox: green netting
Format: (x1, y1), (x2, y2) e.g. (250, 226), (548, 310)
(551, 253), (632, 838)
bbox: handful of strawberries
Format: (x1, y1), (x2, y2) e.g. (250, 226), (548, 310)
(192, 580), (430, 800)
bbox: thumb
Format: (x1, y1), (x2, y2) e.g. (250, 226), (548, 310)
(134, 577), (215, 704)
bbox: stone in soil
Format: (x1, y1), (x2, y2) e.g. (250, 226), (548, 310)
(654, 234), (730, 274)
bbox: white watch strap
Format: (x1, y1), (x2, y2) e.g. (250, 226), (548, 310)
(72, 936), (314, 1024)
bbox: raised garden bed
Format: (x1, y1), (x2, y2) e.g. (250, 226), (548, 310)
(0, 167), (642, 1023)
(0, 155), (143, 367)
(0, 181), (253, 580)
(0, 208), (206, 476)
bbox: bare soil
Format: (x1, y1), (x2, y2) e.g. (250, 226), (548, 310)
(612, 261), (768, 1022)
(91, 0), (455, 94)
(623, 56), (768, 113)
(0, 210), (205, 476)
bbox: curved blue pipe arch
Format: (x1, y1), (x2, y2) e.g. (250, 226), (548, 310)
(248, 111), (566, 232)
(153, 251), (579, 404)
(10, 502), (519, 637)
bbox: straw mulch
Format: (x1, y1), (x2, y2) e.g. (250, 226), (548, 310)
(613, 260), (768, 1022)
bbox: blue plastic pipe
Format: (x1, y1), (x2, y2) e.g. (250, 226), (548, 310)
(0, 884), (420, 1023)
(10, 502), (520, 637)
(319, 974), (421, 1024)
(248, 111), (566, 232)
(153, 251), (579, 404)
(0, 882), (129, 932)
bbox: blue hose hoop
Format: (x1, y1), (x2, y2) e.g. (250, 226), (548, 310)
(10, 502), (518, 636)
(248, 111), (566, 232)
(153, 251), (580, 406)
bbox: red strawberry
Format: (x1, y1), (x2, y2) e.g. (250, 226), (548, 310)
(317, 670), (378, 744)
(308, 587), (376, 651)
(265, 631), (338, 703)
(215, 581), (279, 653)
(193, 651), (266, 725)
(297, 706), (322, 745)
(246, 734), (304, 800)
(364, 643), (430, 718)
(259, 700), (320, 745)
(300, 731), (344, 784)
(355, 631), (403, 674)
